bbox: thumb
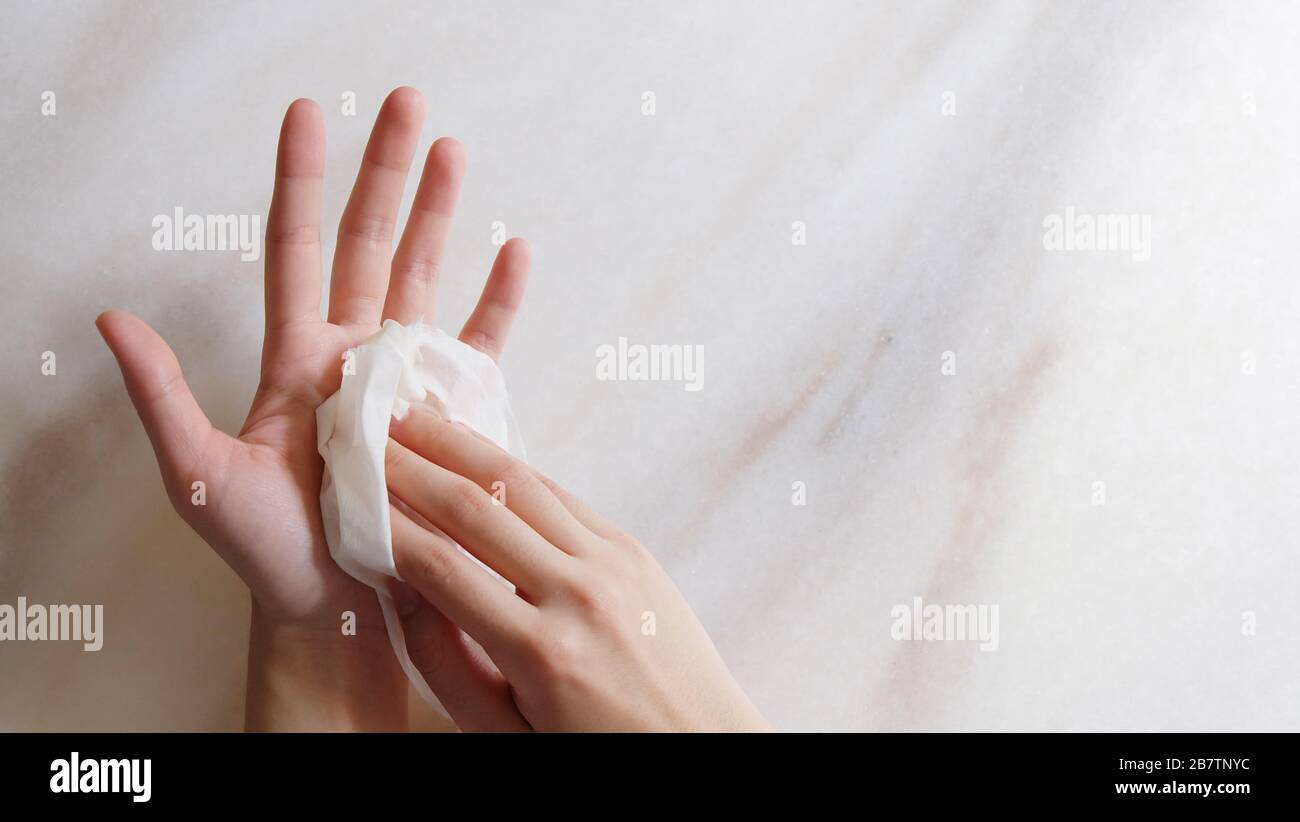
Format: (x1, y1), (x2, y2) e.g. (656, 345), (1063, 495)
(96, 310), (218, 508)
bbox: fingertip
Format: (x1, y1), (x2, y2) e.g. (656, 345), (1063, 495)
(388, 85), (423, 102)
(383, 86), (426, 124)
(285, 97), (322, 120)
(388, 413), (410, 438)
(393, 403), (440, 428)
(279, 99), (326, 176)
(95, 309), (142, 348)
(498, 239), (532, 291)
(428, 136), (467, 171)
(501, 237), (531, 267)
(94, 311), (117, 349)
(461, 238), (530, 357)
(388, 405), (433, 447)
(283, 98), (324, 139)
(95, 309), (119, 336)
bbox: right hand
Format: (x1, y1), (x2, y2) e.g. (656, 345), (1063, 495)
(385, 409), (770, 731)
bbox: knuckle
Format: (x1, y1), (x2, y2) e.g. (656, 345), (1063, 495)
(527, 625), (587, 681)
(411, 541), (458, 590)
(444, 478), (491, 523)
(494, 459), (532, 493)
(383, 440), (407, 473)
(533, 493), (570, 531)
(267, 223), (320, 246)
(566, 572), (622, 624)
(397, 412), (450, 458)
(502, 465), (567, 521)
(619, 535), (654, 563)
(342, 292), (384, 319)
(340, 212), (395, 244)
(536, 473), (563, 496)
(393, 255), (441, 287)
(141, 369), (188, 407)
(418, 417), (454, 450)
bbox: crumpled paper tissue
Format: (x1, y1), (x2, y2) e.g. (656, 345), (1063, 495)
(316, 320), (524, 717)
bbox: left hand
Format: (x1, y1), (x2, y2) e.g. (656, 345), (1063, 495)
(99, 87), (530, 729)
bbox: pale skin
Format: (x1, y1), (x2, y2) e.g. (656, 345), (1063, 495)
(99, 87), (767, 732)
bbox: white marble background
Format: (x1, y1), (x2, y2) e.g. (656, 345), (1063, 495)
(1, 0), (1297, 731)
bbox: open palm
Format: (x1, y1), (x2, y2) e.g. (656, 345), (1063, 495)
(98, 88), (529, 633)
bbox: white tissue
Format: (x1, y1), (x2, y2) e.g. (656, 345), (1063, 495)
(316, 319), (524, 717)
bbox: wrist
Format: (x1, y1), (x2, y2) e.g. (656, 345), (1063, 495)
(245, 600), (408, 731)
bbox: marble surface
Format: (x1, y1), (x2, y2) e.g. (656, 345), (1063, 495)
(2, 0), (1298, 731)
